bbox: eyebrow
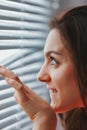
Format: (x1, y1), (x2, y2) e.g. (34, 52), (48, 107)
(44, 50), (62, 57)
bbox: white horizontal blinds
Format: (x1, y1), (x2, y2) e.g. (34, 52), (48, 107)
(0, 0), (56, 130)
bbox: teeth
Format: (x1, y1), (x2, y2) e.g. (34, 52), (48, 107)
(50, 89), (57, 93)
(53, 89), (57, 93)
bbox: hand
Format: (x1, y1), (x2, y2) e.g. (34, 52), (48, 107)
(0, 66), (56, 123)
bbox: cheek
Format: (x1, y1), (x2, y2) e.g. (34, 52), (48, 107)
(53, 65), (79, 96)
(51, 66), (72, 87)
(51, 65), (82, 111)
(52, 63), (77, 87)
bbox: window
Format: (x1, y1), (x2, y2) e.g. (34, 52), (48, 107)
(0, 0), (59, 130)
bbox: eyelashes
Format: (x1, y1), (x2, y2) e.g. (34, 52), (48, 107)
(50, 56), (59, 65)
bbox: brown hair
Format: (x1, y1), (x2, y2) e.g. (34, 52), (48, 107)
(50, 5), (87, 130)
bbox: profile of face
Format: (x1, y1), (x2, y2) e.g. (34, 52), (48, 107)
(37, 29), (83, 113)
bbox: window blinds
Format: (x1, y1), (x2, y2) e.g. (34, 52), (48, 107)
(0, 0), (59, 130)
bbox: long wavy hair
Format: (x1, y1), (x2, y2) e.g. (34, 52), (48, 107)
(49, 5), (87, 130)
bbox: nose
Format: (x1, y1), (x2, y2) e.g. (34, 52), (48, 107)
(37, 64), (51, 83)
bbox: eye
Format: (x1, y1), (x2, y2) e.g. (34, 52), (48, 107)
(50, 56), (59, 65)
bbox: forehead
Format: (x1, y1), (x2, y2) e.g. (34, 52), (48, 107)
(44, 29), (65, 54)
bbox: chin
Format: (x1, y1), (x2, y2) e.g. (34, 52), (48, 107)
(51, 103), (72, 114)
(50, 102), (63, 113)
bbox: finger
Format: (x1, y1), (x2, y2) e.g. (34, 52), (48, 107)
(5, 78), (23, 90)
(14, 92), (19, 103)
(14, 90), (28, 105)
(14, 91), (33, 119)
(5, 77), (30, 99)
(23, 84), (33, 94)
(0, 66), (20, 81)
(6, 78), (28, 104)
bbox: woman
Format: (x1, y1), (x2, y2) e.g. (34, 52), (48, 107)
(0, 5), (87, 130)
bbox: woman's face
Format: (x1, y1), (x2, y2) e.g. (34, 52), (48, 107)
(37, 29), (83, 113)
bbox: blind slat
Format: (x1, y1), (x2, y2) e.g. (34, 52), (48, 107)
(0, 40), (45, 49)
(21, 0), (50, 7)
(0, 0), (50, 15)
(0, 10), (49, 22)
(0, 20), (49, 30)
(0, 30), (47, 38)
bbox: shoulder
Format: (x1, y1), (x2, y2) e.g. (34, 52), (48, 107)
(56, 115), (65, 130)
